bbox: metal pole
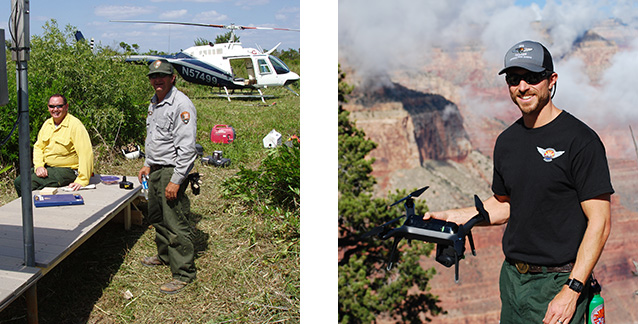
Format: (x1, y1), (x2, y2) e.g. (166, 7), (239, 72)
(11, 0), (34, 267)
(11, 2), (38, 322)
(17, 60), (34, 266)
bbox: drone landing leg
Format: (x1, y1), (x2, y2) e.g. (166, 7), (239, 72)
(468, 231), (477, 256)
(454, 253), (460, 283)
(386, 238), (401, 271)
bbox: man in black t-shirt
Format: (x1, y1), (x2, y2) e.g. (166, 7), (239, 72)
(423, 40), (613, 324)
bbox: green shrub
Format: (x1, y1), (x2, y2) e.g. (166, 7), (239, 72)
(1, 20), (150, 168)
(221, 141), (300, 240)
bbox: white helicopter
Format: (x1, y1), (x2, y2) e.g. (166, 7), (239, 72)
(111, 20), (300, 102)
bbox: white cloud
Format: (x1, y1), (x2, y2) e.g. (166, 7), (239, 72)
(160, 9), (188, 20)
(94, 5), (154, 19)
(339, 0), (615, 83)
(192, 10), (229, 23)
(149, 0), (224, 2)
(339, 0), (638, 156)
(235, 0), (270, 8)
(275, 6), (300, 22)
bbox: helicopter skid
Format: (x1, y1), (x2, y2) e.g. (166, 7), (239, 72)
(217, 87), (272, 103)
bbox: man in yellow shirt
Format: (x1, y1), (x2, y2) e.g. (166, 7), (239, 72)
(14, 94), (94, 196)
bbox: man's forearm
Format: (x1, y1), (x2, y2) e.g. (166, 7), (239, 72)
(571, 194), (612, 283)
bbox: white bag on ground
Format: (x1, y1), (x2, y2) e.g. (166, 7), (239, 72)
(263, 129), (282, 148)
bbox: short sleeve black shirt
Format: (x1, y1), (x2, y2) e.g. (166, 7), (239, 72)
(492, 111), (614, 265)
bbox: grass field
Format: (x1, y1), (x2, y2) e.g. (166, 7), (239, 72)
(0, 81), (300, 323)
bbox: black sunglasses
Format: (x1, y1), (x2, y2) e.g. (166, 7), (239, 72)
(148, 73), (169, 79)
(48, 104), (65, 109)
(505, 71), (551, 86)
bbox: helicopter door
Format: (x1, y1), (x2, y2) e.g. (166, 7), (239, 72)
(255, 57), (279, 87)
(253, 55), (298, 88)
(229, 58), (257, 86)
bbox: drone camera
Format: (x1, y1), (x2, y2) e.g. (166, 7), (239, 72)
(436, 244), (463, 268)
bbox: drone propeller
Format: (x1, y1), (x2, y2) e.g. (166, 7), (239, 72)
(390, 186), (429, 207)
(360, 215), (405, 239)
(110, 20), (300, 32)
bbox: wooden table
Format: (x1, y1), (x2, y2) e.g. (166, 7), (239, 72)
(0, 175), (141, 318)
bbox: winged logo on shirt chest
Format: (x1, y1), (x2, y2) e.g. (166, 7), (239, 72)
(537, 147), (565, 162)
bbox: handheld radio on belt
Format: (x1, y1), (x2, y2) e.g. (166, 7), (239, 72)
(361, 186), (490, 283)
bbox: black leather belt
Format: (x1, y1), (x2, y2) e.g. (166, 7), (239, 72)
(150, 164), (175, 173)
(506, 258), (574, 274)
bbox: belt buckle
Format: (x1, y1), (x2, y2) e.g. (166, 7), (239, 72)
(515, 261), (529, 274)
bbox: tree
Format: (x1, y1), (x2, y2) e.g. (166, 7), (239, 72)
(194, 37), (212, 46)
(215, 31), (239, 44)
(338, 65), (444, 323)
(272, 48), (300, 70)
(118, 41), (139, 54)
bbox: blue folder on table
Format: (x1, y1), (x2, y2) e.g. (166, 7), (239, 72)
(33, 194), (84, 207)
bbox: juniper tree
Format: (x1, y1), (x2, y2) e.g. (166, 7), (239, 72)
(338, 66), (444, 323)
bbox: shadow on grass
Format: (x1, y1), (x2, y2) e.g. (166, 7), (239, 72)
(0, 220), (147, 324)
(0, 204), (212, 324)
(190, 212), (211, 260)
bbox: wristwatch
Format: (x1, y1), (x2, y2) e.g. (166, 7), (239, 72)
(565, 278), (584, 293)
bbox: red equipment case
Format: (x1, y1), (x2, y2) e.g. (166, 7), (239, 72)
(211, 124), (235, 143)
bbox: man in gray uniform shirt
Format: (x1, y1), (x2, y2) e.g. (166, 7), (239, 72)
(138, 58), (198, 294)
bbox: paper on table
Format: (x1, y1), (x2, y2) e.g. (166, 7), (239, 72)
(59, 184), (97, 191)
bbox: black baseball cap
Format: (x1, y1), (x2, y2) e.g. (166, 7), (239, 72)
(498, 40), (554, 75)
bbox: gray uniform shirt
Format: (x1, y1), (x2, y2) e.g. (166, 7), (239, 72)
(144, 86), (197, 185)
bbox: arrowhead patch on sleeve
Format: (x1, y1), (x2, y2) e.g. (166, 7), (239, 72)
(180, 111), (191, 125)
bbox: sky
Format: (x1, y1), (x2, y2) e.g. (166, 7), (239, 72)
(3, 0), (300, 53)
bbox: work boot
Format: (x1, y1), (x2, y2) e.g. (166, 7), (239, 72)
(140, 255), (165, 267)
(160, 279), (188, 294)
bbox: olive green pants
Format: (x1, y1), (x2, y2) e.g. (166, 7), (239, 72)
(148, 167), (196, 283)
(500, 260), (589, 324)
(14, 166), (76, 197)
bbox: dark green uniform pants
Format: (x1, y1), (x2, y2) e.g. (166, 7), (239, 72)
(148, 166), (196, 283)
(14, 166), (76, 197)
(500, 260), (589, 324)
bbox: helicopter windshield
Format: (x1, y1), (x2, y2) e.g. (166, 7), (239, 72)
(268, 55), (292, 75)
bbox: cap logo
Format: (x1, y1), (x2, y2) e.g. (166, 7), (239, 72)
(153, 60), (162, 69)
(513, 46), (533, 54)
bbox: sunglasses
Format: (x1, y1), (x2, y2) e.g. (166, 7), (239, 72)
(148, 73), (169, 79)
(505, 71), (551, 86)
(48, 104), (65, 109)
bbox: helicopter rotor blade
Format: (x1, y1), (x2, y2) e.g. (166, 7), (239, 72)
(241, 26), (300, 32)
(110, 20), (299, 32)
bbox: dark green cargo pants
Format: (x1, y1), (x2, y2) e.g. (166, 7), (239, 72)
(499, 260), (589, 324)
(14, 166), (76, 197)
(148, 166), (196, 283)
